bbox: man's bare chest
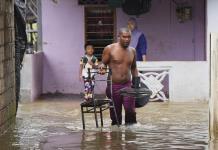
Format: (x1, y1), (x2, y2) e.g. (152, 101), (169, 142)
(110, 50), (133, 65)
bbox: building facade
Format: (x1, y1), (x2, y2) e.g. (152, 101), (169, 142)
(0, 0), (17, 133)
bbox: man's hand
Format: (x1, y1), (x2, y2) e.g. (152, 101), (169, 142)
(98, 64), (107, 75)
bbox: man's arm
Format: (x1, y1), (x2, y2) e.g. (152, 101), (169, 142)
(99, 45), (111, 74)
(131, 48), (138, 77)
(101, 45), (111, 65)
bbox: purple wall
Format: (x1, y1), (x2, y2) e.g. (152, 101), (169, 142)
(42, 0), (85, 94)
(117, 0), (205, 61)
(41, 0), (205, 94)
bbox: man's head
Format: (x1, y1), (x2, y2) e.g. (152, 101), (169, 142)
(127, 17), (137, 31)
(119, 27), (131, 48)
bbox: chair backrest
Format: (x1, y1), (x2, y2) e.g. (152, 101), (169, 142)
(88, 68), (112, 99)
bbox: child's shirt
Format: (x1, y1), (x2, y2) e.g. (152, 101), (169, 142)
(80, 55), (98, 78)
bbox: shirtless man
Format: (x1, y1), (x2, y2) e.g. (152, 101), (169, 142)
(100, 27), (138, 125)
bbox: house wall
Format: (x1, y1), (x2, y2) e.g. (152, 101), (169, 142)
(138, 61), (209, 101)
(42, 0), (84, 94)
(20, 53), (43, 102)
(117, 0), (205, 61)
(41, 0), (208, 101)
(20, 54), (32, 100)
(32, 52), (43, 100)
(0, 0), (16, 133)
(207, 0), (218, 60)
(207, 0), (218, 33)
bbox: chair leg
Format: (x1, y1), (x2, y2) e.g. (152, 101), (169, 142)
(100, 107), (103, 127)
(81, 106), (85, 129)
(94, 106), (99, 128)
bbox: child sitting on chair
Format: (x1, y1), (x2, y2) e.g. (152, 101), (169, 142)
(79, 44), (98, 101)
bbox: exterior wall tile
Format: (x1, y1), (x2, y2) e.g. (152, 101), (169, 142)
(0, 0), (16, 134)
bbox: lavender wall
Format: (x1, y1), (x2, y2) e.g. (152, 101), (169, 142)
(41, 0), (205, 94)
(117, 0), (205, 61)
(42, 0), (84, 93)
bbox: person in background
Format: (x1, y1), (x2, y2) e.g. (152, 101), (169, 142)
(79, 44), (98, 101)
(127, 17), (147, 61)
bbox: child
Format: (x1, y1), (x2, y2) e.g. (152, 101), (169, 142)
(79, 44), (98, 101)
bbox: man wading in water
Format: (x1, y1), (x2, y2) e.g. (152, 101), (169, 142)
(99, 27), (139, 125)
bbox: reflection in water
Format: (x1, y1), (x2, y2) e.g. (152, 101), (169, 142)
(0, 96), (210, 149)
(79, 124), (208, 150)
(81, 130), (137, 150)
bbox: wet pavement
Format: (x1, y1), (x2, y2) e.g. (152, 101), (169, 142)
(0, 95), (209, 150)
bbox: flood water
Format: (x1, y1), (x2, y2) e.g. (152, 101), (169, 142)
(0, 95), (209, 149)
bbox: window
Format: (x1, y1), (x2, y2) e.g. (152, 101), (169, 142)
(85, 6), (116, 60)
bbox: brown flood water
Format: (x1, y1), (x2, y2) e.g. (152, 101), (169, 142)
(0, 95), (210, 149)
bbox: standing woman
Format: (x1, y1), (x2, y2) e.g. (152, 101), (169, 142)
(127, 17), (147, 61)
